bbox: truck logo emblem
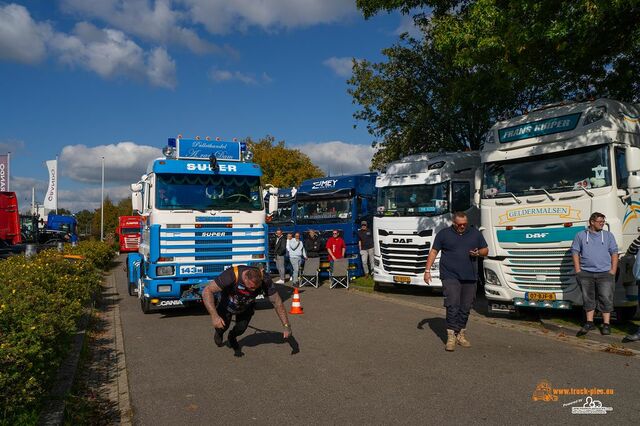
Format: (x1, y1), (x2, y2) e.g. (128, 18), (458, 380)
(525, 233), (549, 239)
(392, 238), (413, 243)
(311, 179), (337, 189)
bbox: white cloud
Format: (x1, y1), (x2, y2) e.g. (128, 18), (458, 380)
(61, 0), (218, 54)
(323, 56), (356, 77)
(50, 22), (177, 88)
(394, 13), (425, 39)
(181, 0), (356, 34)
(0, 3), (50, 64)
(0, 4), (177, 88)
(60, 142), (161, 184)
(209, 68), (272, 85)
(296, 141), (375, 175)
(0, 139), (25, 153)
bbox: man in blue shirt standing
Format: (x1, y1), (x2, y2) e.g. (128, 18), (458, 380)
(571, 212), (618, 336)
(424, 212), (488, 351)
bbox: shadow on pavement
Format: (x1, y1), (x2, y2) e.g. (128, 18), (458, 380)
(417, 317), (448, 343)
(239, 327), (301, 354)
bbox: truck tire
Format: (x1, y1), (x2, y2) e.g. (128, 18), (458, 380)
(127, 281), (137, 296)
(140, 297), (152, 314)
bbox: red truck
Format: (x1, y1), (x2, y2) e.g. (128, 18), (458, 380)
(0, 192), (21, 246)
(117, 215), (142, 253)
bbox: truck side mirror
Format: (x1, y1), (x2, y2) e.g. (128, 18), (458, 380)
(473, 168), (482, 208)
(628, 174), (640, 189)
(626, 146), (640, 173)
(131, 183), (143, 213)
(266, 186), (278, 214)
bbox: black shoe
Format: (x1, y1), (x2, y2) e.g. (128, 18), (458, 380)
(227, 334), (244, 357)
(577, 323), (596, 337)
(601, 324), (611, 335)
(214, 331), (224, 347)
(623, 329), (640, 342)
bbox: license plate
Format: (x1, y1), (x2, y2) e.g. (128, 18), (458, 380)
(393, 275), (411, 283)
(179, 265), (203, 275)
(526, 292), (556, 301)
(320, 262), (331, 268)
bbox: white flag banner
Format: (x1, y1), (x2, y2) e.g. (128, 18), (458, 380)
(0, 154), (8, 192)
(44, 159), (58, 210)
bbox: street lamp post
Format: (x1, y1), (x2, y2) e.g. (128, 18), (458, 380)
(101, 156), (104, 241)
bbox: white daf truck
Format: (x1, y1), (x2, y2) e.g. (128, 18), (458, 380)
(373, 152), (481, 289)
(478, 98), (640, 319)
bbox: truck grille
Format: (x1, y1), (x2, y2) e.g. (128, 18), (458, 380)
(503, 248), (575, 290)
(380, 241), (430, 274)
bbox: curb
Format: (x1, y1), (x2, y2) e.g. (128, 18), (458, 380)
(109, 272), (133, 425)
(348, 286), (640, 357)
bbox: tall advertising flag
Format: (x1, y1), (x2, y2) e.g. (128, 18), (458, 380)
(44, 159), (58, 210)
(0, 154), (8, 192)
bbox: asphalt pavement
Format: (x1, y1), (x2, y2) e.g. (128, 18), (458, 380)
(114, 259), (639, 425)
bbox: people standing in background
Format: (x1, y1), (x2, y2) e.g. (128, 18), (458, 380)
(357, 220), (374, 277)
(273, 229), (287, 284)
(571, 212), (618, 337)
(287, 232), (305, 286)
(623, 233), (640, 342)
(326, 230), (346, 261)
(304, 230), (322, 260)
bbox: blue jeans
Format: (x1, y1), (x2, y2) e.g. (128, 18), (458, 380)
(442, 278), (477, 332)
(290, 256), (302, 283)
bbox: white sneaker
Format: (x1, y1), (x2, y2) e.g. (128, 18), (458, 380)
(255, 294), (265, 300)
(275, 279), (284, 284)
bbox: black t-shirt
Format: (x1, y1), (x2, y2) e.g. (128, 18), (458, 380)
(214, 266), (277, 313)
(304, 236), (322, 258)
(357, 229), (374, 250)
(432, 226), (487, 282)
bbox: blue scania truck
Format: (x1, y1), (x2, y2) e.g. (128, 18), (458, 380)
(127, 137), (269, 313)
(295, 173), (377, 277)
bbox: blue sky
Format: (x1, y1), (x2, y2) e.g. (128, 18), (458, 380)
(0, 0), (419, 212)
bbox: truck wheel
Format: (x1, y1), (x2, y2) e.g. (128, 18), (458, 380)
(127, 281), (137, 296)
(615, 306), (638, 322)
(140, 297), (152, 314)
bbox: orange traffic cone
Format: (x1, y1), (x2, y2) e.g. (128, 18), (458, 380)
(289, 288), (304, 315)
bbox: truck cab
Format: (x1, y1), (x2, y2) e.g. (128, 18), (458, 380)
(295, 173), (377, 277)
(127, 137), (268, 313)
(373, 152), (481, 289)
(479, 98), (640, 318)
(117, 215), (143, 253)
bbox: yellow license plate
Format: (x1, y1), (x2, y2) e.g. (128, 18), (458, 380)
(526, 292), (556, 301)
(320, 262), (331, 268)
(393, 275), (411, 283)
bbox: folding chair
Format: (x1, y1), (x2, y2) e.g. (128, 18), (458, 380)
(299, 257), (320, 288)
(330, 258), (349, 289)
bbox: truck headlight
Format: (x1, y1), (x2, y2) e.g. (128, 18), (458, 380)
(485, 269), (501, 286)
(156, 266), (175, 276)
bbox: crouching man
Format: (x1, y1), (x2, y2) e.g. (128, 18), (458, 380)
(202, 265), (291, 357)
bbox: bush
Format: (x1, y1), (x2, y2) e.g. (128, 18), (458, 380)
(0, 242), (114, 423)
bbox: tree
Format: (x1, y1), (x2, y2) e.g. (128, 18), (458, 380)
(352, 0), (640, 168)
(91, 197), (119, 239)
(75, 209), (94, 237)
(117, 197), (133, 217)
(246, 135), (324, 188)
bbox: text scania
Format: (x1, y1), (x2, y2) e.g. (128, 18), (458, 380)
(186, 163), (237, 172)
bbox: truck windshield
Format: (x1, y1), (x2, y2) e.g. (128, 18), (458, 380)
(270, 200), (294, 225)
(121, 228), (140, 235)
(377, 182), (449, 217)
(296, 198), (352, 224)
(483, 145), (611, 199)
(156, 174), (263, 211)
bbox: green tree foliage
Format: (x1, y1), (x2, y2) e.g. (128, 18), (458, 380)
(352, 0), (640, 168)
(91, 197), (119, 239)
(75, 209), (94, 237)
(116, 197), (133, 217)
(246, 135), (324, 187)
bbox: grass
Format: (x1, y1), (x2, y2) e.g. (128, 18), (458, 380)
(350, 275), (375, 292)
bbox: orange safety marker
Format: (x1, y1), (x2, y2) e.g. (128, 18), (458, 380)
(289, 288), (304, 315)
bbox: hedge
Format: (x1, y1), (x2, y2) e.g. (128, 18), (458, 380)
(0, 242), (115, 424)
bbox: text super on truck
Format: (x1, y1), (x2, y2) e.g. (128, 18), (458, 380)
(127, 137), (268, 313)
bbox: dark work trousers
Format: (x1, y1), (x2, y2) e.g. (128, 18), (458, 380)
(214, 302), (255, 339)
(442, 278), (477, 332)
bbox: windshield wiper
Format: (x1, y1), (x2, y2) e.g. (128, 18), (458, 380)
(528, 187), (556, 201)
(555, 185), (595, 198)
(495, 192), (522, 204)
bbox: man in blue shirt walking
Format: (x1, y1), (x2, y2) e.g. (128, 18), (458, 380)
(424, 212), (488, 351)
(571, 212), (619, 336)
